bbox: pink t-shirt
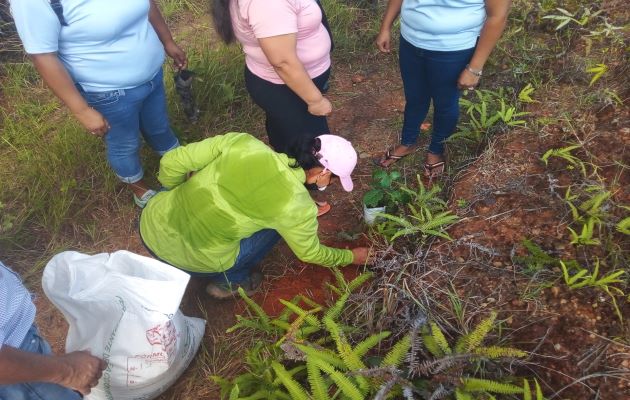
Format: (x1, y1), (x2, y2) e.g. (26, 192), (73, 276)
(230, 0), (331, 84)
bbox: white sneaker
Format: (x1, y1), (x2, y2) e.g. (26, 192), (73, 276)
(133, 189), (157, 209)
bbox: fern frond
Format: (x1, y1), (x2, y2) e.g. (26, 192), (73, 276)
(524, 379), (532, 400)
(226, 316), (267, 333)
(422, 328), (444, 357)
(299, 294), (323, 309)
(381, 334), (412, 367)
(535, 379), (545, 399)
(473, 345), (527, 359)
(332, 267), (348, 290)
(324, 292), (349, 322)
(347, 271), (374, 292)
(323, 317), (370, 392)
(276, 312), (311, 346)
(311, 357), (365, 400)
(324, 318), (367, 369)
(455, 311), (496, 353)
(238, 287), (271, 330)
(279, 299), (321, 327)
(307, 359), (331, 400)
(228, 384), (240, 400)
(430, 323), (452, 355)
(454, 388), (473, 400)
(277, 295), (302, 322)
(461, 377), (524, 394)
(270, 361), (310, 400)
(354, 331), (391, 357)
(295, 343), (347, 370)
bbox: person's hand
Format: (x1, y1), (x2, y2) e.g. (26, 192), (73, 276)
(56, 351), (107, 395)
(375, 29), (392, 53)
(351, 247), (372, 265)
(308, 96), (332, 116)
(74, 107), (110, 137)
(457, 68), (481, 91)
(165, 41), (187, 70)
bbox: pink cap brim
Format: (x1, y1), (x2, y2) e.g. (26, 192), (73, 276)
(339, 176), (354, 192)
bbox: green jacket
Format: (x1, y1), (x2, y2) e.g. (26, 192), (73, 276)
(140, 132), (354, 273)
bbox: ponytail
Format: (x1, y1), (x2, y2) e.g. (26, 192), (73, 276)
(211, 0), (235, 44)
(288, 136), (323, 170)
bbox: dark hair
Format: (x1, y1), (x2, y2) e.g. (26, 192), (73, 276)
(288, 136), (323, 170)
(211, 0), (235, 44)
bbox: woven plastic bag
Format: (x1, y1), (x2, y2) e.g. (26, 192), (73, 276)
(42, 250), (205, 400)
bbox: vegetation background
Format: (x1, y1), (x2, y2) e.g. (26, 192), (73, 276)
(0, 0), (628, 399)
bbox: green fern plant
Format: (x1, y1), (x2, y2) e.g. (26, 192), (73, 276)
(523, 378), (546, 400)
(616, 215), (630, 235)
(586, 63), (608, 86)
(375, 175), (459, 243)
(560, 259), (626, 322)
(449, 88), (528, 143)
(214, 271), (415, 400)
(518, 83), (537, 103)
(542, 7), (602, 30)
(417, 313), (528, 399)
(513, 239), (558, 275)
(541, 145), (587, 177)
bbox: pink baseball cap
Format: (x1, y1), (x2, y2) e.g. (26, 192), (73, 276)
(316, 134), (357, 192)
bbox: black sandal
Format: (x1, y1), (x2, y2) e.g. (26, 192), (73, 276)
(373, 146), (415, 168)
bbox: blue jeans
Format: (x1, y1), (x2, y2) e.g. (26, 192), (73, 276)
(79, 68), (179, 183)
(141, 229), (282, 285)
(0, 325), (82, 400)
(399, 36), (475, 155)
(188, 229), (281, 285)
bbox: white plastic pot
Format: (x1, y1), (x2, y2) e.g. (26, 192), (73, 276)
(363, 203), (386, 225)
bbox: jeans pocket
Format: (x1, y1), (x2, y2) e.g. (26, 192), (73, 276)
(83, 89), (120, 106)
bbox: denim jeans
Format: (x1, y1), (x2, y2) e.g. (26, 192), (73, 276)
(0, 325), (82, 400)
(399, 36), (475, 155)
(187, 229), (281, 285)
(141, 229), (282, 285)
(79, 67), (179, 183)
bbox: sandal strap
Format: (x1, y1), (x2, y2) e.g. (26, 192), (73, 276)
(424, 161), (445, 170)
(385, 149), (403, 160)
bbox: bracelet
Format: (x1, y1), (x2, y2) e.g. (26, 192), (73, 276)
(465, 64), (483, 77)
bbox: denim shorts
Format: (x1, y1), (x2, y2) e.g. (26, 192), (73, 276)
(0, 325), (82, 400)
(78, 67), (179, 183)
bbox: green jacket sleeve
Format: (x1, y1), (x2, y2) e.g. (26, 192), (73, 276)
(275, 206), (354, 268)
(158, 133), (237, 189)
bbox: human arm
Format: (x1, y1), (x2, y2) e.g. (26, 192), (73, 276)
(0, 346), (105, 395)
(258, 34), (331, 116)
(457, 0), (511, 89)
(29, 54), (110, 136)
(148, 0), (187, 70)
(276, 205), (368, 266)
(158, 133), (241, 189)
(375, 0), (403, 53)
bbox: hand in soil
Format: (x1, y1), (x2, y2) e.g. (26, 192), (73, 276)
(351, 247), (371, 265)
(56, 351), (107, 395)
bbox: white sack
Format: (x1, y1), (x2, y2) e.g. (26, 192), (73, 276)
(42, 250), (206, 400)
